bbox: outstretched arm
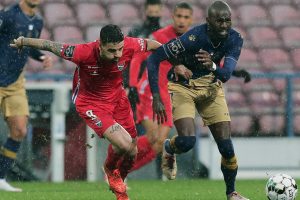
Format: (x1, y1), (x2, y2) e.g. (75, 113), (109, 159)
(10, 36), (63, 57)
(145, 39), (162, 51)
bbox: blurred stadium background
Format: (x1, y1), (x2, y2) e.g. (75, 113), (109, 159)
(1, 0), (300, 187)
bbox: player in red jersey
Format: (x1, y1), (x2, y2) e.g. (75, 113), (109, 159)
(10, 24), (161, 200)
(128, 2), (194, 174)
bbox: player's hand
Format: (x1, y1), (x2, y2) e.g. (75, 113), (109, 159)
(152, 93), (167, 124)
(174, 64), (193, 81)
(40, 55), (53, 70)
(232, 69), (252, 83)
(195, 49), (214, 71)
(10, 36), (25, 52)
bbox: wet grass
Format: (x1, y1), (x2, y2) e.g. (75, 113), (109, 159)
(0, 179), (286, 200)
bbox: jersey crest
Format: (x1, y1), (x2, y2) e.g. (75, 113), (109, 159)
(117, 63), (125, 71)
(188, 34), (196, 41)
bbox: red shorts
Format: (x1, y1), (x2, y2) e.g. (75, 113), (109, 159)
(136, 87), (173, 127)
(75, 90), (137, 138)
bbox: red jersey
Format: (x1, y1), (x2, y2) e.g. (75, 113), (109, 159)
(129, 25), (178, 95)
(60, 37), (147, 104)
(130, 25), (178, 126)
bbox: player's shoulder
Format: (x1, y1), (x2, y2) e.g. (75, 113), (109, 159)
(34, 13), (44, 22)
(124, 36), (143, 46)
(190, 24), (206, 34)
(1, 3), (17, 14)
(124, 36), (147, 53)
(229, 28), (243, 41)
(81, 40), (99, 51)
(154, 25), (173, 34)
(75, 41), (99, 56)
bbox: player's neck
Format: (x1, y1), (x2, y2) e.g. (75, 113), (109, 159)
(19, 2), (36, 17)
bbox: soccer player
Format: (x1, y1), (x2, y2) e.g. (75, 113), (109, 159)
(0, 0), (52, 192)
(147, 1), (249, 200)
(11, 24), (161, 200)
(124, 0), (162, 113)
(129, 2), (251, 174)
(128, 2), (193, 173)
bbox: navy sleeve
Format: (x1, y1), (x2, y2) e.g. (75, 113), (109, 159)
(0, 10), (8, 32)
(213, 33), (243, 82)
(147, 46), (169, 94)
(147, 27), (199, 94)
(29, 49), (44, 61)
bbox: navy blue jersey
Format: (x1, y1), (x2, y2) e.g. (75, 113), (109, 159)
(0, 4), (44, 87)
(147, 24), (243, 93)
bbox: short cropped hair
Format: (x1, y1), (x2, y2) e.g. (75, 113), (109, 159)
(100, 24), (124, 45)
(145, 0), (162, 7)
(173, 2), (193, 13)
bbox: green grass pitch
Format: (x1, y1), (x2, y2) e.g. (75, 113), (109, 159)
(0, 179), (295, 200)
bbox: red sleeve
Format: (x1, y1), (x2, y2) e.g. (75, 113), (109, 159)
(60, 43), (89, 65)
(125, 37), (147, 54)
(129, 52), (149, 87)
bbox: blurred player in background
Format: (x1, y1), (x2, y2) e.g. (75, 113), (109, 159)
(147, 1), (249, 200)
(129, 1), (251, 175)
(128, 2), (193, 174)
(124, 0), (162, 114)
(0, 0), (52, 192)
(11, 24), (161, 200)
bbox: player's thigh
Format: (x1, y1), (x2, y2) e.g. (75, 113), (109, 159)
(174, 117), (195, 136)
(196, 83), (230, 127)
(113, 91), (137, 138)
(209, 121), (231, 141)
(76, 103), (115, 138)
(168, 82), (196, 122)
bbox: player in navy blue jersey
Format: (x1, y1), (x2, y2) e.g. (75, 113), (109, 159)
(0, 0), (52, 192)
(147, 1), (249, 200)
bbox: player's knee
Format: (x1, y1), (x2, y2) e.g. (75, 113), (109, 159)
(216, 138), (235, 159)
(10, 126), (27, 140)
(171, 136), (196, 153)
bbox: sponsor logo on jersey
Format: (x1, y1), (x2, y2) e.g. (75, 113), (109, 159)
(63, 45), (75, 58)
(86, 110), (102, 127)
(166, 39), (185, 57)
(91, 71), (99, 75)
(188, 34), (196, 41)
(28, 24), (34, 31)
(117, 63), (125, 71)
(137, 38), (145, 51)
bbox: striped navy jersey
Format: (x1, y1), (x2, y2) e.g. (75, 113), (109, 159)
(0, 4), (43, 87)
